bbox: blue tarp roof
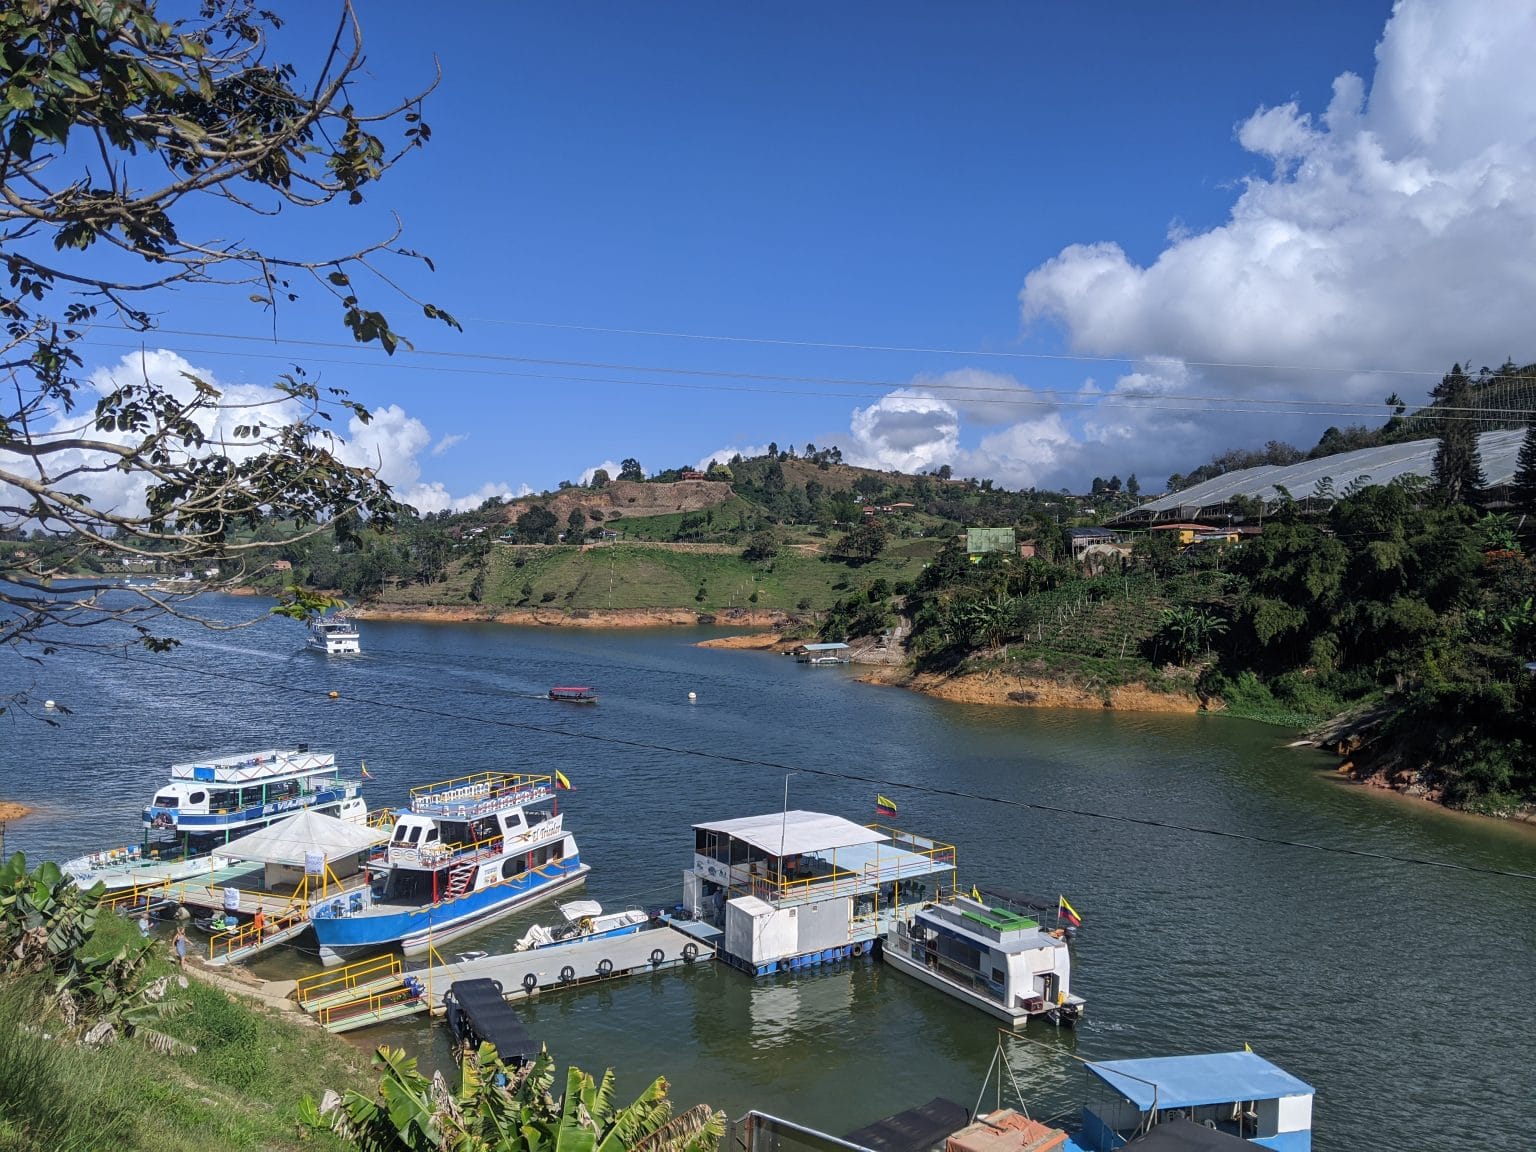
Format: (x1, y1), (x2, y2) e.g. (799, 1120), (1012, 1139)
(1086, 1052), (1312, 1111)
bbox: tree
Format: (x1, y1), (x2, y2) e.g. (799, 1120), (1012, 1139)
(742, 529), (778, 562)
(590, 468), (611, 488)
(1126, 474), (1140, 498)
(1431, 364), (1486, 504)
(516, 506), (557, 544)
(619, 458), (644, 482)
(1513, 414), (1536, 515)
(0, 0), (457, 671)
(566, 507), (587, 540)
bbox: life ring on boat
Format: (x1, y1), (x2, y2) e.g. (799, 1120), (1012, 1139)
(597, 958), (613, 976)
(522, 972), (537, 992)
(649, 948), (665, 965)
(682, 943), (699, 963)
(559, 965), (575, 983)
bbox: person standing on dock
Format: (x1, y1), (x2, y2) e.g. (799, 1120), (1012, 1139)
(252, 909), (266, 940)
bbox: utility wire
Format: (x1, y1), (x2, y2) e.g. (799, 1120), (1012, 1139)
(83, 645), (1536, 883)
(75, 332), (1536, 421)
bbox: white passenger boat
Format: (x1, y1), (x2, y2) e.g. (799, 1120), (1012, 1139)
(679, 809), (957, 975)
(309, 771), (588, 966)
(308, 613), (361, 654)
(883, 892), (1085, 1026)
(512, 900), (650, 951)
(62, 747), (367, 892)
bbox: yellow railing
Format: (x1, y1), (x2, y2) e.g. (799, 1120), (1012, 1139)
(314, 981), (421, 1029)
(206, 908), (305, 962)
(367, 807), (397, 830)
(296, 952), (402, 1006)
(100, 879), (170, 914)
(409, 770), (551, 804)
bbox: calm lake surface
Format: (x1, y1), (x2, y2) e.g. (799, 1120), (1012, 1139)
(4, 593), (1533, 1148)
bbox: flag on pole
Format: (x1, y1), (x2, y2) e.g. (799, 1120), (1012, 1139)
(875, 794), (897, 817)
(1058, 896), (1082, 927)
(970, 885), (982, 901)
(360, 762), (371, 780)
(1244, 1042), (1253, 1053)
(555, 770), (573, 791)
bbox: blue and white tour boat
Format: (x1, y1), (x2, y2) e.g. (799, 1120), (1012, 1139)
(309, 771), (588, 966)
(63, 747), (366, 892)
(512, 900), (650, 951)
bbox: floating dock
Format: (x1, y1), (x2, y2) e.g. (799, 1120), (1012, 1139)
(297, 924), (713, 1033)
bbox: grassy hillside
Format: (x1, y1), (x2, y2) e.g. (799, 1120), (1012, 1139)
(370, 539), (943, 615)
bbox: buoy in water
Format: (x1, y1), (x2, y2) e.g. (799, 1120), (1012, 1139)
(44, 700), (56, 710)
(687, 691), (697, 701)
(328, 690), (339, 699)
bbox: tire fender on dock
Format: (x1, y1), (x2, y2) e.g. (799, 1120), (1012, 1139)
(682, 943), (699, 963)
(649, 948), (665, 966)
(559, 965), (575, 983)
(597, 958), (614, 976)
(523, 972), (537, 992)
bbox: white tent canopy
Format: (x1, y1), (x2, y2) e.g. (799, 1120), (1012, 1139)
(694, 810), (884, 857)
(219, 809), (389, 867)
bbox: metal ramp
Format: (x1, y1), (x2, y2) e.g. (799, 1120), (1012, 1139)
(301, 924), (714, 1034)
(204, 916), (310, 967)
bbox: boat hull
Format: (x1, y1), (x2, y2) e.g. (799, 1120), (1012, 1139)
(312, 859), (590, 966)
(882, 943), (1033, 1025)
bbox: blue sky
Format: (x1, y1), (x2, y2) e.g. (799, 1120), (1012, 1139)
(71, 1), (1536, 510)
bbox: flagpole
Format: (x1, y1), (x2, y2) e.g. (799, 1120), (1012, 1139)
(778, 772), (794, 884)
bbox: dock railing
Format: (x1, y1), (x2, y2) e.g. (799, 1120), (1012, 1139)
(296, 953), (402, 1007)
(205, 905), (306, 962)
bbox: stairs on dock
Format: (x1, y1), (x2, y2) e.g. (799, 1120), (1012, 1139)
(204, 915), (309, 967)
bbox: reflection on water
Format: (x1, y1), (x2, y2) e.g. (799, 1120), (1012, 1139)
(4, 594), (1535, 1149)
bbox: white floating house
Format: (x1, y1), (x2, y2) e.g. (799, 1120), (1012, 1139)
(1077, 1050), (1314, 1151)
(681, 809), (957, 975)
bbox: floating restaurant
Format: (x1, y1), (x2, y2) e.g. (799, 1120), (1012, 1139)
(678, 809), (957, 975)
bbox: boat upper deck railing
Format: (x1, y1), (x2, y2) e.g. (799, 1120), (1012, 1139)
(409, 771), (553, 818)
(169, 749), (337, 783)
(388, 820), (558, 868)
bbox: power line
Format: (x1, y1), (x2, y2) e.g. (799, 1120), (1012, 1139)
(76, 330), (1536, 422)
(470, 317), (1465, 380)
(82, 644), (1536, 883)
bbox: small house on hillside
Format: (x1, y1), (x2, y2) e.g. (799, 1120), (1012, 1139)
(1069, 526), (1116, 560)
(679, 470), (707, 481)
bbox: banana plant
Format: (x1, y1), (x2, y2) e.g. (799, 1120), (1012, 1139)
(305, 1044), (724, 1152)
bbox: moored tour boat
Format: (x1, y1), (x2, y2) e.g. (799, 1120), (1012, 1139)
(883, 891), (1085, 1026)
(308, 771), (588, 966)
(308, 613), (361, 654)
(512, 900), (651, 951)
(62, 747), (367, 892)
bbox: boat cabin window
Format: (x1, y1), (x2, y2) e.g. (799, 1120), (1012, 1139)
(239, 786), (265, 807)
(210, 790), (238, 811)
(436, 821), (470, 847)
(501, 811), (526, 833)
(393, 824), (424, 845)
(187, 791), (207, 807)
(152, 793), (179, 808)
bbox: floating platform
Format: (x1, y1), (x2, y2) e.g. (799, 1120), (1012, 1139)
(298, 924), (713, 1033)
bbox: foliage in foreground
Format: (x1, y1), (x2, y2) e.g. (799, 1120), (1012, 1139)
(306, 1044), (726, 1152)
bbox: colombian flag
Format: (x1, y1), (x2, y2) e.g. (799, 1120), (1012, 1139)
(555, 770), (573, 791)
(360, 763), (372, 780)
(875, 794), (897, 818)
(1058, 896), (1082, 927)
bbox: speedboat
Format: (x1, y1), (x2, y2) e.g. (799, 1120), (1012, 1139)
(512, 900), (650, 951)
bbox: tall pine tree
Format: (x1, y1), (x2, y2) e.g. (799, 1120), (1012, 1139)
(1514, 411), (1536, 515)
(1430, 364), (1485, 505)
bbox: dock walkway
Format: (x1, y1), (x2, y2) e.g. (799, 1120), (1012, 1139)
(300, 925), (712, 1033)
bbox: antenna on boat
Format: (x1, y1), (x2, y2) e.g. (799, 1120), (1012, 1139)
(778, 772), (795, 881)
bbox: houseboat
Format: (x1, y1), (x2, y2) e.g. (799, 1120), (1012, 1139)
(308, 771), (588, 966)
(793, 642), (850, 665)
(678, 809), (956, 975)
(308, 613), (361, 654)
(1073, 1049), (1314, 1150)
(512, 900), (650, 951)
(883, 892), (1085, 1026)
(547, 686), (598, 704)
(62, 747), (366, 892)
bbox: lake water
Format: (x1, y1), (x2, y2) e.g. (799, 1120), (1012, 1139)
(4, 593), (1534, 1148)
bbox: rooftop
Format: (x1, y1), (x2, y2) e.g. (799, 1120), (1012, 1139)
(1086, 1051), (1313, 1111)
(695, 810), (884, 856)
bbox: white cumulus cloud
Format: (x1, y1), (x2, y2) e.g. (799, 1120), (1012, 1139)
(432, 433), (466, 456)
(845, 390), (961, 474)
(1021, 0), (1536, 399)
